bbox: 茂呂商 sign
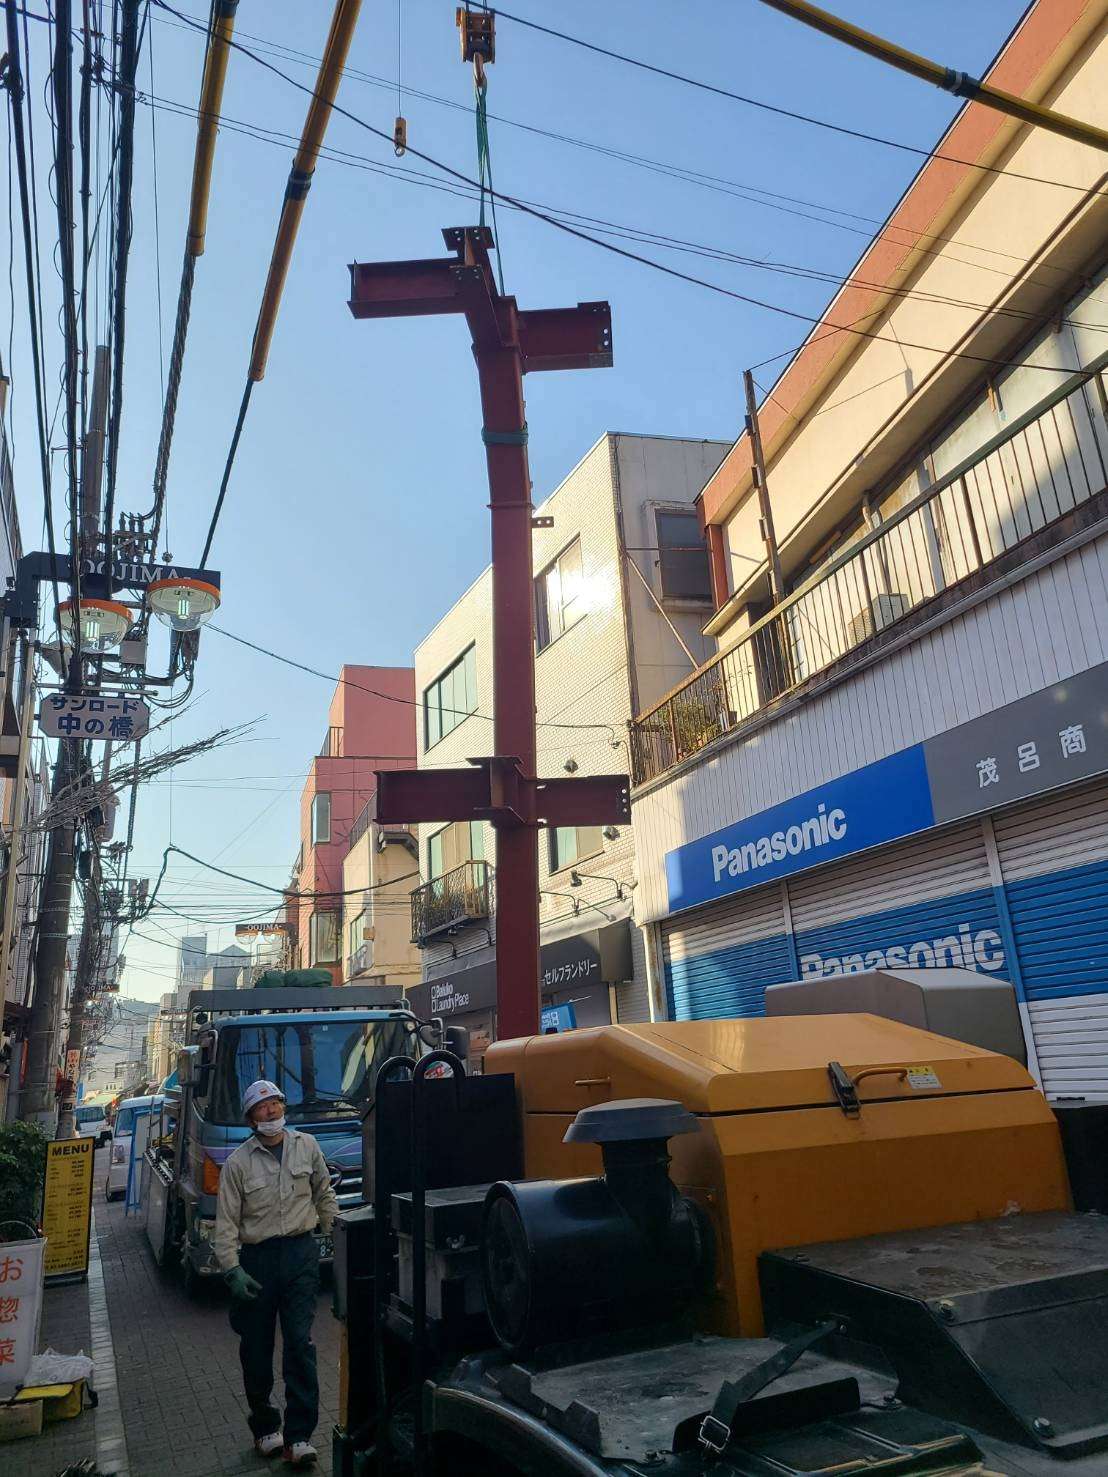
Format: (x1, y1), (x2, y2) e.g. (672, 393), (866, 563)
(38, 693), (150, 742)
(42, 1138), (95, 1283)
(0, 1236), (46, 1398)
(665, 662), (1108, 913)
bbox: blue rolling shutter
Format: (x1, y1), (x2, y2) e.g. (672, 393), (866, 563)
(662, 884), (793, 1020)
(995, 779), (1108, 1100)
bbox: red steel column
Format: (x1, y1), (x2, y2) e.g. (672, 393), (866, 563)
(474, 334), (541, 1040)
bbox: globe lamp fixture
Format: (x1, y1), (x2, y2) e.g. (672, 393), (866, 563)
(146, 576), (221, 633)
(59, 597), (133, 653)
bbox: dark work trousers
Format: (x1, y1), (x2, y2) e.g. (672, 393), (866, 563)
(229, 1232), (320, 1444)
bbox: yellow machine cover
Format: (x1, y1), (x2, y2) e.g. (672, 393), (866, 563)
(487, 1016), (1070, 1333)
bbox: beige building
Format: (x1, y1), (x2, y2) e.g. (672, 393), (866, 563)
(340, 798), (422, 990)
(407, 432), (729, 1060)
(628, 1), (1108, 1098)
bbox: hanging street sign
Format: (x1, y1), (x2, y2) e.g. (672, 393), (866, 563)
(37, 693), (151, 742)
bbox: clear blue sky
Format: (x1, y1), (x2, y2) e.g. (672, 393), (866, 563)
(4, 0), (1032, 1000)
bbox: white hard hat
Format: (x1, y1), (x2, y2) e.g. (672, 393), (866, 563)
(242, 1079), (285, 1117)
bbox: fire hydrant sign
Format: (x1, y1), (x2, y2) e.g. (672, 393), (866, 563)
(38, 693), (150, 742)
(0, 1237), (45, 1398)
(42, 1139), (95, 1283)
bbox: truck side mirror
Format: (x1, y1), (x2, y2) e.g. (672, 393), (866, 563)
(177, 1047), (200, 1087)
(444, 1025), (469, 1063)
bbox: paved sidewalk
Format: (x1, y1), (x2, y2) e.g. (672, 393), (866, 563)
(21, 1148), (342, 1477)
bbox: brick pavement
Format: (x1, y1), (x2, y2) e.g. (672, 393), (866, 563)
(21, 1147), (343, 1477)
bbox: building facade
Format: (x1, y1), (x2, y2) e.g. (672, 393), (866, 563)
(287, 666), (416, 980)
(628, 1), (1108, 1099)
(340, 799), (421, 989)
(406, 433), (729, 1064)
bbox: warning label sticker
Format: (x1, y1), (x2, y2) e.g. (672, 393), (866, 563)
(906, 1065), (942, 1091)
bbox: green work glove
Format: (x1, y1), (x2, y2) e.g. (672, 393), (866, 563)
(225, 1266), (262, 1302)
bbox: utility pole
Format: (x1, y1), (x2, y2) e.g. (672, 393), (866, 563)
(54, 345), (111, 1138)
(743, 369), (786, 606)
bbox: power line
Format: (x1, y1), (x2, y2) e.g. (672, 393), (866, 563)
(491, 6), (1106, 200)
(207, 622), (620, 738)
(4, 0), (63, 633)
(150, 0), (1100, 284)
(128, 85), (1108, 340)
(154, 0), (1098, 402)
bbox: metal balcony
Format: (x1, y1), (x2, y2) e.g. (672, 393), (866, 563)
(411, 860), (493, 946)
(631, 354), (1108, 786)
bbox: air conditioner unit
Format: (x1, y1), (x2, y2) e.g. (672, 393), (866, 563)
(846, 592), (909, 646)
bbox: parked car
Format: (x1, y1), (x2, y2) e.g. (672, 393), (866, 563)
(75, 1102), (112, 1148)
(105, 1094), (163, 1201)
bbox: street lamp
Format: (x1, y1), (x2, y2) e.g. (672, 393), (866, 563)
(569, 869), (626, 901)
(145, 576), (221, 633)
(58, 596), (133, 653)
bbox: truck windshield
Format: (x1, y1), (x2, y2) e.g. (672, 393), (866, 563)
(208, 1017), (416, 1125)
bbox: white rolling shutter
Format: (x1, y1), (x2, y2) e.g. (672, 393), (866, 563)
(787, 821), (999, 976)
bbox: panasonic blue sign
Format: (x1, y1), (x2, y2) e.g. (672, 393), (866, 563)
(665, 745), (934, 912)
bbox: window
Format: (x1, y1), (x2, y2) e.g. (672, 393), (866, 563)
(311, 792), (331, 845)
(428, 821), (485, 879)
(549, 825), (604, 873)
(347, 910), (366, 959)
(207, 1018), (418, 1125)
(424, 645), (478, 748)
(309, 910), (340, 965)
(655, 509), (712, 601)
(535, 538), (585, 652)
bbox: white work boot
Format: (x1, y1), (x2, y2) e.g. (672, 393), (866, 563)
(283, 1442), (317, 1468)
(254, 1433), (283, 1458)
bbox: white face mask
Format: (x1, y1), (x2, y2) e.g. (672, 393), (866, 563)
(255, 1115), (286, 1137)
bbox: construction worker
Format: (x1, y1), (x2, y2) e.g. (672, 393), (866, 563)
(215, 1079), (338, 1468)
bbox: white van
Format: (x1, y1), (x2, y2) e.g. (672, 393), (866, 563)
(105, 1094), (163, 1201)
(75, 1102), (111, 1148)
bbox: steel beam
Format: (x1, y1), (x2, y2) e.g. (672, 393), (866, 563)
(352, 225), (617, 1040)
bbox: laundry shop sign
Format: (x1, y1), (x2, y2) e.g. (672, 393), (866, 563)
(665, 662), (1108, 913)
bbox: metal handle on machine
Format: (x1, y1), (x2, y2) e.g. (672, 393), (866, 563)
(574, 1077), (611, 1088)
(828, 1062), (913, 1116)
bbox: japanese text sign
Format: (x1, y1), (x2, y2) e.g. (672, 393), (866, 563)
(0, 1237), (45, 1398)
(924, 662), (1108, 821)
(38, 693), (150, 742)
(42, 1139), (95, 1283)
(667, 663), (1108, 912)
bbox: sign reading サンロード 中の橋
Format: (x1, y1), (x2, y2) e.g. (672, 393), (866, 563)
(38, 692), (150, 742)
(665, 663), (1108, 914)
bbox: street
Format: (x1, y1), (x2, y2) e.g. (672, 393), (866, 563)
(28, 1149), (342, 1477)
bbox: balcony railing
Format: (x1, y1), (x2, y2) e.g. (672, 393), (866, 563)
(349, 799), (373, 850)
(631, 354), (1108, 785)
(320, 725), (343, 758)
(411, 860), (493, 945)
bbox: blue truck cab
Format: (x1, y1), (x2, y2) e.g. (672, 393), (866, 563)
(167, 986), (424, 1294)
